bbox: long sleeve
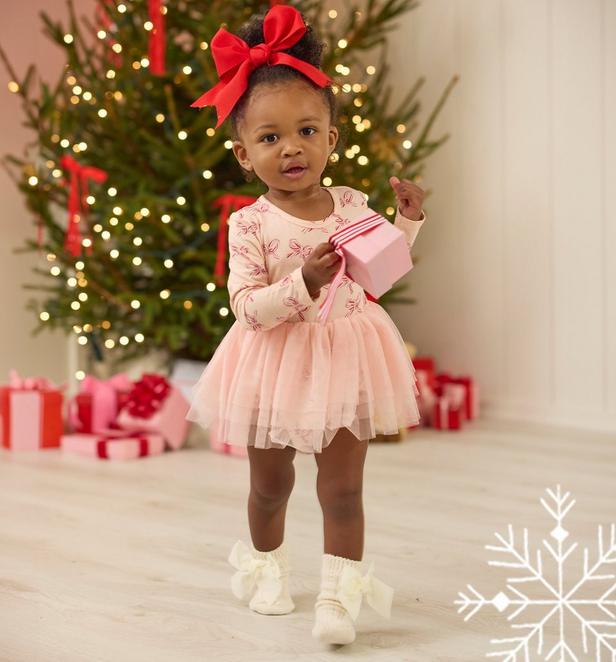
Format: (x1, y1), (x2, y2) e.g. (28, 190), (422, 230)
(227, 210), (317, 332)
(393, 207), (426, 250)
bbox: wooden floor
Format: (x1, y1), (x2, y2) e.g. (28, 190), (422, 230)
(1, 418), (615, 662)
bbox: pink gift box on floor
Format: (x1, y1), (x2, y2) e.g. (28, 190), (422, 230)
(317, 210), (412, 323)
(61, 429), (165, 460)
(115, 374), (190, 450)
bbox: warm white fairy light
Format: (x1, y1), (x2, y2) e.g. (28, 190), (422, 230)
(72, 85), (82, 95)
(40, 312), (50, 321)
(132, 61), (141, 70)
(51, 134), (60, 143)
(82, 238), (92, 248)
(78, 336), (88, 345)
(130, 300), (141, 309)
(73, 325), (82, 333)
(108, 187), (117, 196)
(60, 139), (70, 148)
(206, 283), (216, 292)
(155, 113), (165, 122)
(75, 261), (84, 270)
(206, 128), (215, 137)
(110, 249), (119, 258)
(113, 206), (122, 215)
(8, 81), (19, 93)
(176, 196), (186, 205)
(28, 176), (38, 186)
(200, 41), (209, 50)
(161, 214), (171, 223)
(119, 336), (129, 346)
(98, 109), (108, 118)
(64, 34), (74, 44)
(202, 170), (213, 179)
(183, 301), (192, 310)
(140, 207), (150, 217)
(67, 277), (77, 287)
(219, 308), (229, 317)
(75, 370), (85, 381)
(160, 289), (170, 299)
(358, 156), (369, 165)
(132, 257), (142, 266)
(144, 21), (154, 30)
(50, 266), (61, 276)
(135, 333), (144, 343)
(82, 91), (92, 101)
(97, 30), (107, 39)
(112, 43), (122, 54)
(178, 130), (187, 140)
(183, 65), (192, 75)
(118, 3), (127, 13)
(224, 140), (233, 149)
(338, 39), (348, 48)
(70, 97), (80, 106)
(101, 230), (111, 240)
(105, 339), (115, 349)
(109, 217), (119, 226)
(141, 57), (150, 67)
(164, 259), (174, 268)
(342, 83), (351, 93)
(328, 9), (337, 18)
(133, 237), (143, 246)
(71, 301), (81, 310)
(86, 195), (95, 204)
(403, 140), (413, 149)
(106, 70), (116, 79)
(322, 176), (332, 186)
(366, 65), (376, 75)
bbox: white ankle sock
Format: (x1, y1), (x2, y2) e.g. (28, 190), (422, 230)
(227, 539), (294, 615)
(312, 552), (395, 645)
(312, 554), (361, 645)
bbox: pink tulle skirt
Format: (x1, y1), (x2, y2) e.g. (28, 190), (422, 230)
(186, 301), (421, 454)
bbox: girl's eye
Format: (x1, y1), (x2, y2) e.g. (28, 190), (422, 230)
(262, 134), (277, 143)
(301, 127), (316, 136)
(261, 128), (316, 143)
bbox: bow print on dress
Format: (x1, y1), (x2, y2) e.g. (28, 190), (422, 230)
(228, 540), (283, 605)
(336, 561), (394, 621)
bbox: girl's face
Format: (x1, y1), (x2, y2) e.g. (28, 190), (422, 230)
(231, 79), (338, 194)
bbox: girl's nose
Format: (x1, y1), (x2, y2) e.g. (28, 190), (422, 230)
(281, 141), (303, 156)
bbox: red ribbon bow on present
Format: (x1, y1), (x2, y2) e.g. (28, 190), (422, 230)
(125, 373), (171, 419)
(190, 4), (332, 128)
(60, 155), (108, 258)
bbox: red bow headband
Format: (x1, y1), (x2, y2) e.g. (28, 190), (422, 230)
(190, 5), (332, 128)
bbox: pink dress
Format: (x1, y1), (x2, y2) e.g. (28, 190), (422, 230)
(186, 185), (426, 453)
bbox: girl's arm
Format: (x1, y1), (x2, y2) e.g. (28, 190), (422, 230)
(227, 211), (316, 331)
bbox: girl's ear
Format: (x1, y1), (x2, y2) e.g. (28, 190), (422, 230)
(328, 126), (339, 154)
(232, 140), (253, 172)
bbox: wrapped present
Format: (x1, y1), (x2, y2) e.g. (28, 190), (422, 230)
(435, 373), (479, 420)
(61, 429), (164, 460)
(208, 419), (247, 457)
(317, 210), (413, 323)
(0, 369), (65, 451)
(413, 356), (437, 390)
(432, 383), (465, 431)
(68, 373), (134, 433)
(116, 373), (190, 450)
(410, 356), (437, 427)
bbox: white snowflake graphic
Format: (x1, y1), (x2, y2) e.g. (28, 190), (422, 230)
(454, 485), (616, 661)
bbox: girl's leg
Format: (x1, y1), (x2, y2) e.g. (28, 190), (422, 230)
(314, 427), (369, 560)
(247, 444), (296, 551)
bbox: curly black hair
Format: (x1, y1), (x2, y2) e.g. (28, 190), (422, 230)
(228, 9), (338, 142)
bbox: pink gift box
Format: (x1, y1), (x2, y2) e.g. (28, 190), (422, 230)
(435, 373), (480, 420)
(116, 380), (190, 450)
(317, 210), (412, 323)
(61, 429), (165, 460)
(340, 211), (413, 298)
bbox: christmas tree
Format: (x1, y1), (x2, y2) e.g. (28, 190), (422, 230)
(1, 0), (457, 372)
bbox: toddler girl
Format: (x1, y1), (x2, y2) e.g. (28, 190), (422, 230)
(186, 4), (427, 646)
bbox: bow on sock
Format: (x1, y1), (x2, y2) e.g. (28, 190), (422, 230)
(228, 540), (282, 605)
(336, 561), (394, 621)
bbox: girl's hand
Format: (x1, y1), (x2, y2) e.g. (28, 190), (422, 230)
(389, 176), (425, 221)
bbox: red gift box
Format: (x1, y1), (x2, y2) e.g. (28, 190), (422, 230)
(1, 385), (64, 451)
(432, 383), (465, 431)
(435, 373), (479, 421)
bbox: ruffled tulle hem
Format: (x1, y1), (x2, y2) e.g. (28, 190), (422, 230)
(186, 301), (421, 454)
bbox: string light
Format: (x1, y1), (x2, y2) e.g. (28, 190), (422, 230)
(40, 312), (50, 321)
(8, 81), (19, 93)
(63, 34), (74, 44)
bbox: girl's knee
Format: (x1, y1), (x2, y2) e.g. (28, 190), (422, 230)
(318, 486), (363, 520)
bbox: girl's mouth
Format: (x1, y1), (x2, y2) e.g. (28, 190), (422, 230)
(283, 166), (307, 179)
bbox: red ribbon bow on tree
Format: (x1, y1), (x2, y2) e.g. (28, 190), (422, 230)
(125, 373), (171, 420)
(60, 155), (108, 258)
(190, 4), (332, 128)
